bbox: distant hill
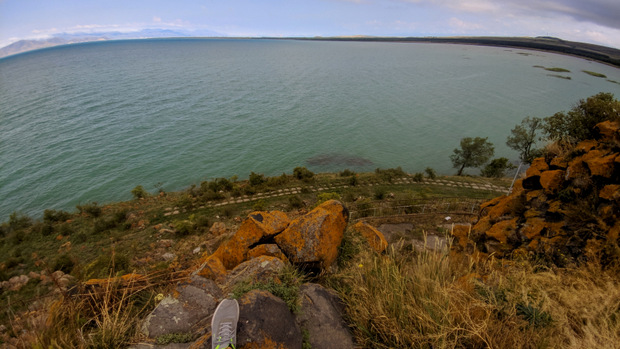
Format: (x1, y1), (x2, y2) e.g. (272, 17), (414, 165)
(0, 28), (223, 58)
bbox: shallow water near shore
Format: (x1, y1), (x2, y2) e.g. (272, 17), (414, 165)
(1, 38), (619, 220)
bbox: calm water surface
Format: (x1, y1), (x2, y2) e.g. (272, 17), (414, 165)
(1, 39), (619, 219)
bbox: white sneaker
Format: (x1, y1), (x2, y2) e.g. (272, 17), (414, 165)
(211, 299), (239, 349)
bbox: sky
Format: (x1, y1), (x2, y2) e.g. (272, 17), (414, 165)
(1, 0), (620, 49)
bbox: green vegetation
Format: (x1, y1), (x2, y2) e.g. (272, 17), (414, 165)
(506, 116), (543, 164)
(533, 65), (571, 73)
(547, 74), (571, 80)
(481, 157), (516, 178)
(450, 137), (495, 175)
(582, 70), (607, 78)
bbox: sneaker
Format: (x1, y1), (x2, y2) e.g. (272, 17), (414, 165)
(211, 298), (239, 349)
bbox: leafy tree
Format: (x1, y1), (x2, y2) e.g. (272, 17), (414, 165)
(506, 116), (543, 164)
(450, 137), (494, 176)
(542, 92), (620, 143)
(481, 157), (516, 178)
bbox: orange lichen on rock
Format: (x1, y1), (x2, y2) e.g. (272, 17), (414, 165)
(526, 158), (549, 177)
(195, 255), (227, 281)
(484, 218), (518, 244)
(274, 200), (349, 268)
(583, 151), (617, 178)
(212, 211), (290, 270)
(351, 221), (388, 253)
(540, 170), (565, 193)
(600, 184), (620, 201)
(246, 244), (289, 263)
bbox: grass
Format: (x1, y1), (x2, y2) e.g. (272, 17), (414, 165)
(327, 238), (620, 348)
(548, 74), (572, 80)
(533, 65), (571, 73)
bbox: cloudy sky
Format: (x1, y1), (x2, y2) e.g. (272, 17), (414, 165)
(1, 0), (620, 49)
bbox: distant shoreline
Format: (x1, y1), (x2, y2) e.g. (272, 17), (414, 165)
(279, 36), (620, 68)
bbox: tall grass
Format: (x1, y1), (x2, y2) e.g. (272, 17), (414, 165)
(330, 236), (620, 348)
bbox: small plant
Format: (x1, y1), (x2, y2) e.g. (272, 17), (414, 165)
(293, 167), (314, 181)
(43, 209), (71, 223)
(253, 199), (267, 211)
(131, 185), (149, 199)
(174, 219), (195, 236)
(316, 192), (341, 206)
(53, 253), (75, 274)
(412, 172), (424, 182)
(516, 303), (553, 328)
(232, 265), (305, 312)
(424, 167), (437, 179)
(249, 172), (266, 186)
(156, 332), (195, 345)
(375, 167), (406, 183)
(340, 169), (355, 177)
(289, 195), (304, 209)
(373, 187), (387, 200)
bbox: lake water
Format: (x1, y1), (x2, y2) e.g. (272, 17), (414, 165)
(1, 38), (619, 220)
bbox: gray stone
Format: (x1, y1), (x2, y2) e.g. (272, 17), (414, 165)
(297, 283), (354, 349)
(223, 255), (285, 293)
(142, 282), (217, 338)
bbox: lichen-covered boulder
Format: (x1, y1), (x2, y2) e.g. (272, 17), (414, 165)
(246, 244), (289, 262)
(194, 255), (227, 281)
(351, 221), (388, 252)
(223, 256), (285, 292)
(212, 211), (290, 270)
(540, 170), (565, 194)
(274, 200), (349, 269)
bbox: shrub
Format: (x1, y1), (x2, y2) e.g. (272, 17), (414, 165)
(53, 253), (75, 274)
(266, 173), (289, 187)
(253, 199), (267, 211)
(131, 185), (148, 199)
(8, 212), (32, 232)
(424, 167), (437, 179)
(77, 202), (102, 217)
(316, 192), (341, 206)
(373, 187), (387, 200)
(375, 167), (406, 183)
(38, 222), (54, 236)
(43, 209), (71, 223)
(174, 220), (195, 236)
(355, 198), (373, 218)
(289, 195), (304, 209)
(412, 172), (424, 182)
(293, 167), (314, 181)
(348, 175), (358, 186)
(481, 157), (516, 178)
(232, 265), (305, 313)
(340, 169), (355, 177)
(249, 172), (266, 186)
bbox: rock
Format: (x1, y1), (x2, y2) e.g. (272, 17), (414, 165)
(520, 218), (546, 239)
(583, 151), (617, 178)
(296, 283), (354, 349)
(540, 170), (565, 194)
(209, 222), (227, 236)
(193, 247), (201, 254)
(484, 218), (518, 245)
(274, 200), (349, 269)
(212, 211), (290, 270)
(246, 244), (288, 262)
(223, 256), (285, 292)
(194, 255), (227, 281)
(142, 281), (218, 338)
(600, 184), (620, 201)
(351, 221), (388, 253)
(236, 290), (302, 349)
(162, 253), (177, 261)
(595, 120), (620, 142)
(7, 275), (29, 291)
(522, 175), (542, 190)
(526, 158), (549, 177)
(486, 196), (514, 221)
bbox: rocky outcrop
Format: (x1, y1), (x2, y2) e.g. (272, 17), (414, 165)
(351, 221), (388, 253)
(453, 121), (620, 265)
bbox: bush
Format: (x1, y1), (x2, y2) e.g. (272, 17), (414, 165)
(43, 209), (71, 223)
(53, 253), (75, 274)
(481, 157), (516, 178)
(340, 169), (355, 177)
(249, 172), (266, 186)
(375, 167), (406, 183)
(77, 202), (102, 217)
(8, 212), (32, 232)
(131, 185), (148, 199)
(424, 167), (437, 179)
(412, 172), (424, 182)
(355, 198), (373, 218)
(266, 173), (289, 187)
(316, 192), (341, 206)
(374, 187), (387, 200)
(293, 167), (314, 181)
(38, 222), (54, 236)
(253, 199), (267, 211)
(348, 175), (358, 186)
(289, 195), (304, 209)
(174, 220), (195, 236)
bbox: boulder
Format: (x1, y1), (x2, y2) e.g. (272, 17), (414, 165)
(194, 255), (227, 282)
(296, 283), (354, 349)
(484, 218), (518, 245)
(540, 170), (565, 194)
(595, 120), (620, 142)
(351, 221), (388, 253)
(237, 290), (302, 349)
(209, 222), (227, 236)
(600, 184), (620, 201)
(212, 211), (290, 270)
(583, 151), (617, 178)
(246, 244), (289, 262)
(142, 278), (219, 338)
(223, 256), (285, 292)
(526, 158), (549, 177)
(275, 200), (349, 269)
(520, 218), (546, 239)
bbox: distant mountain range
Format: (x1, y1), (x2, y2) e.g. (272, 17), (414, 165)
(0, 28), (223, 58)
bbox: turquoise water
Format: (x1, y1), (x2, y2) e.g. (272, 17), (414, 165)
(1, 38), (619, 220)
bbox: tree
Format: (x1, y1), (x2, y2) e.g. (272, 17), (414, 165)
(481, 157), (516, 178)
(506, 116), (543, 164)
(542, 92), (620, 143)
(450, 137), (494, 176)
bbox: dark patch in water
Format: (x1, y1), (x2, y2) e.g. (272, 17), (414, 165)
(306, 153), (373, 167)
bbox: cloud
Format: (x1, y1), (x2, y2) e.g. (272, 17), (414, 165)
(153, 16), (162, 23)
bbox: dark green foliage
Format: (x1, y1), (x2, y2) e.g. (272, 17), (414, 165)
(43, 209), (71, 223)
(543, 92), (620, 144)
(232, 266), (305, 313)
(86, 252), (130, 278)
(249, 172), (266, 186)
(174, 220), (195, 236)
(374, 187), (387, 200)
(289, 195), (304, 209)
(8, 212), (32, 233)
(451, 137), (495, 176)
(375, 167), (406, 183)
(481, 158), (516, 178)
(412, 172), (424, 182)
(76, 202), (102, 218)
(37, 222), (54, 236)
(156, 333), (195, 345)
(424, 167), (437, 179)
(131, 185), (148, 199)
(92, 217), (118, 234)
(516, 303), (553, 328)
(253, 199), (267, 211)
(203, 178), (233, 193)
(356, 198), (373, 218)
(337, 230), (364, 267)
(348, 175), (358, 186)
(53, 253), (75, 274)
(340, 169), (355, 177)
(195, 215), (210, 229)
(506, 116), (543, 164)
(316, 192), (341, 206)
(293, 167), (314, 181)
(266, 173), (288, 187)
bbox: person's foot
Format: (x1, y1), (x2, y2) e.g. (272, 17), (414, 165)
(211, 298), (239, 349)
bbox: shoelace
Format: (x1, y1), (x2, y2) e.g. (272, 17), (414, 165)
(216, 321), (234, 343)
